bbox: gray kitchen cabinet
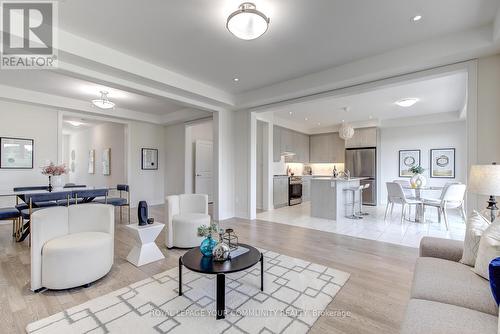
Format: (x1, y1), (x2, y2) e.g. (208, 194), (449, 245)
(302, 176), (312, 201)
(273, 125), (310, 163)
(331, 133), (345, 163)
(280, 127), (293, 153)
(310, 132), (345, 163)
(273, 176), (289, 208)
(345, 127), (377, 148)
(273, 126), (281, 162)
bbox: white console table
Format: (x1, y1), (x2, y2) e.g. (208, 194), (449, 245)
(125, 222), (165, 266)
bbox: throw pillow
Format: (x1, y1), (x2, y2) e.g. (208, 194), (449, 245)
(474, 220), (500, 280)
(488, 257), (500, 305)
(460, 210), (490, 266)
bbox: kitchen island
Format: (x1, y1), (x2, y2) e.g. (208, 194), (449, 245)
(310, 177), (367, 221)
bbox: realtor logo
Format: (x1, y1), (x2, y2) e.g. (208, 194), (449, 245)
(1, 1), (58, 69)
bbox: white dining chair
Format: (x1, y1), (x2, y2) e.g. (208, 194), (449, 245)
(393, 179), (416, 217)
(385, 182), (422, 223)
(422, 183), (466, 230)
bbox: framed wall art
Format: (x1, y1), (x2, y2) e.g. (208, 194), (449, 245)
(102, 148), (111, 175)
(142, 148), (158, 170)
(430, 148), (455, 178)
(0, 137), (34, 169)
(399, 150), (420, 177)
(88, 149), (95, 174)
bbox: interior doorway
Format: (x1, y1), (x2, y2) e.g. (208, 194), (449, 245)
(185, 118), (214, 203)
(195, 140), (213, 202)
(62, 116), (127, 188)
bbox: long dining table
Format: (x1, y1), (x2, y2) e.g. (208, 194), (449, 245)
(0, 186), (116, 242)
(402, 185), (444, 222)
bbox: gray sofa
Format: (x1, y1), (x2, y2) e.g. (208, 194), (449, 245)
(401, 236), (499, 334)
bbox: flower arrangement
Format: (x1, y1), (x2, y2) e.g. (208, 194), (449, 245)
(409, 165), (425, 175)
(197, 221), (218, 238)
(41, 162), (68, 176)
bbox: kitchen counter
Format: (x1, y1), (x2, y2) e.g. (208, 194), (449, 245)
(311, 177), (368, 181)
(310, 177), (364, 220)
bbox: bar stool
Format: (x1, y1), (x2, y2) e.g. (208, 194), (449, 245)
(344, 186), (362, 219)
(357, 183), (370, 216)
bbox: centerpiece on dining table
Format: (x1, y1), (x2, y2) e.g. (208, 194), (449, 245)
(40, 162), (68, 192)
(409, 165), (426, 188)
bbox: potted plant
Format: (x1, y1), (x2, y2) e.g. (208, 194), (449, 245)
(41, 162), (68, 192)
(197, 221), (218, 257)
(409, 165), (426, 188)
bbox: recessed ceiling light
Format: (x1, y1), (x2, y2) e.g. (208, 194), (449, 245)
(395, 98), (419, 107)
(317, 122), (321, 126)
(226, 2), (270, 40)
(92, 91), (115, 110)
(66, 120), (83, 127)
(305, 117), (308, 121)
(233, 77), (239, 82)
(412, 15), (422, 22)
(369, 115), (373, 119)
(289, 111), (293, 115)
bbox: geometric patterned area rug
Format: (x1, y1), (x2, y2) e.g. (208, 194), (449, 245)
(27, 249), (350, 334)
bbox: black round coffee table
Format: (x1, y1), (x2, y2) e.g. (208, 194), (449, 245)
(178, 243), (263, 319)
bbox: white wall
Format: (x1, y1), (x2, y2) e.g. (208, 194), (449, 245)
(0, 101), (58, 206)
(185, 120), (213, 194)
(214, 109), (235, 220)
(67, 122), (126, 187)
(233, 110), (252, 218)
(379, 121), (467, 203)
(164, 122), (186, 196)
(127, 121), (165, 207)
(477, 54), (500, 164)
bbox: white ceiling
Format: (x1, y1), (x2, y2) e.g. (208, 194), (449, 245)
(62, 117), (111, 135)
(271, 72), (467, 132)
(0, 71), (187, 115)
(58, 0), (499, 94)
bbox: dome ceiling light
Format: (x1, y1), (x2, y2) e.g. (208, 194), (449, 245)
(226, 2), (270, 40)
(92, 91), (115, 110)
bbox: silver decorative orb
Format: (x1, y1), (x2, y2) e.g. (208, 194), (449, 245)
(212, 242), (231, 262)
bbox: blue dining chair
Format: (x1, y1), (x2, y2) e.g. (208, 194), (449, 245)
(13, 186), (52, 211)
(0, 207), (21, 239)
(96, 184), (130, 223)
(18, 191), (73, 243)
(71, 189), (108, 204)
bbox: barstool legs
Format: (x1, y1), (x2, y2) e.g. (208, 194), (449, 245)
(345, 188), (362, 220)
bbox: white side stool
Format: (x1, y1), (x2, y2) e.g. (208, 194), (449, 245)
(126, 222), (165, 266)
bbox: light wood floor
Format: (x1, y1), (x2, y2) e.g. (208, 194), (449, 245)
(0, 205), (418, 333)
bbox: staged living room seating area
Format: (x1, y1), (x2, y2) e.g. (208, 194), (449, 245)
(1, 1), (500, 333)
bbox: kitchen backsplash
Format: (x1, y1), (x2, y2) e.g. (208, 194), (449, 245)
(283, 163), (345, 176)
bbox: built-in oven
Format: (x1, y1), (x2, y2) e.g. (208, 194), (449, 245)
(289, 176), (303, 206)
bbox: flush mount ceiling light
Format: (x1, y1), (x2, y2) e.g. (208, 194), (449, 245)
(412, 15), (422, 22)
(66, 120), (83, 127)
(395, 98), (419, 107)
(226, 2), (270, 40)
(92, 91), (115, 110)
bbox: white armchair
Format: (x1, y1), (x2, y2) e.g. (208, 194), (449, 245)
(31, 204), (114, 292)
(165, 194), (210, 248)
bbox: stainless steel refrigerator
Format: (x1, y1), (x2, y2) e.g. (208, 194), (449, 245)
(345, 147), (377, 206)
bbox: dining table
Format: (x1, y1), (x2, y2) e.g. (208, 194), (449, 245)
(0, 186), (117, 242)
(402, 185), (444, 222)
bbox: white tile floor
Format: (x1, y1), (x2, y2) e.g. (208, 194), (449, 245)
(256, 202), (466, 248)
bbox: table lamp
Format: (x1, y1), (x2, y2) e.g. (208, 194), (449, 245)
(468, 163), (500, 222)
